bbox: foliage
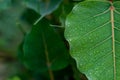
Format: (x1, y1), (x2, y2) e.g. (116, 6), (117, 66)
(65, 0), (120, 80)
(0, 0), (120, 80)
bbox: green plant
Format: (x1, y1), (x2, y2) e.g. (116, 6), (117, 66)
(0, 0), (120, 80)
(65, 0), (120, 80)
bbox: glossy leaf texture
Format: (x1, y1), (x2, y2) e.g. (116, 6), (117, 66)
(65, 1), (120, 80)
(20, 18), (69, 72)
(23, 0), (62, 17)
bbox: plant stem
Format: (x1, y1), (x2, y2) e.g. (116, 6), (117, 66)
(42, 33), (54, 80)
(48, 68), (54, 80)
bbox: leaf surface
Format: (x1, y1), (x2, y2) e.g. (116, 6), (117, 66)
(23, 0), (62, 17)
(22, 18), (69, 72)
(65, 1), (120, 80)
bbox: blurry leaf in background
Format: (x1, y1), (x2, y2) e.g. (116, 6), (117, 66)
(18, 18), (69, 73)
(21, 8), (40, 25)
(59, 2), (74, 27)
(0, 0), (11, 11)
(7, 76), (21, 80)
(0, 59), (18, 80)
(22, 0), (62, 17)
(0, 1), (28, 80)
(0, 0), (89, 80)
(0, 1), (29, 55)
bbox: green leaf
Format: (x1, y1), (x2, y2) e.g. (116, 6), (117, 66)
(8, 76), (21, 80)
(65, 1), (120, 80)
(59, 2), (74, 27)
(23, 0), (62, 17)
(22, 18), (69, 72)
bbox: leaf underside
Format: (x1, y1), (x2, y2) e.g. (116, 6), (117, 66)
(65, 1), (120, 80)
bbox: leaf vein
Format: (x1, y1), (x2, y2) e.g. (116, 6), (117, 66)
(82, 21), (110, 37)
(115, 40), (120, 44)
(90, 36), (112, 50)
(94, 51), (112, 64)
(69, 21), (111, 41)
(93, 8), (110, 17)
(75, 8), (110, 24)
(114, 27), (120, 31)
(111, 5), (116, 80)
(114, 9), (120, 14)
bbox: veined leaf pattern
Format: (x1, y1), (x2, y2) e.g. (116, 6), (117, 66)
(65, 1), (120, 80)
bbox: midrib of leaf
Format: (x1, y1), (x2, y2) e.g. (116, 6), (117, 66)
(42, 33), (54, 80)
(110, 3), (116, 80)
